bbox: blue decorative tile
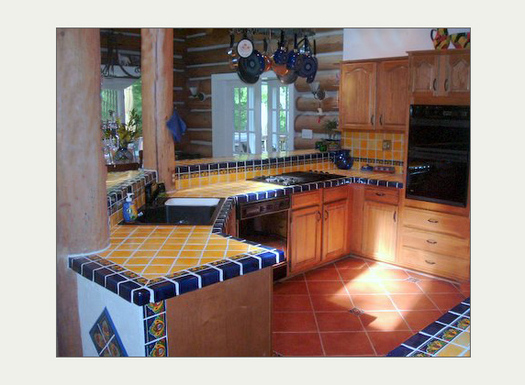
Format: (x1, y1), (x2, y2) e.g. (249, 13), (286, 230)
(145, 337), (167, 357)
(403, 333), (430, 349)
(89, 308), (127, 357)
(387, 345), (413, 357)
(149, 280), (177, 302)
(144, 313), (167, 343)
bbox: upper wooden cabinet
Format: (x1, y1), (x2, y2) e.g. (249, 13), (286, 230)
(339, 58), (408, 132)
(408, 49), (470, 105)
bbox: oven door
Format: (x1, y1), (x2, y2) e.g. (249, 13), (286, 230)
(406, 150), (469, 207)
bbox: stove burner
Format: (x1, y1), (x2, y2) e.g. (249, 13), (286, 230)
(249, 171), (345, 186)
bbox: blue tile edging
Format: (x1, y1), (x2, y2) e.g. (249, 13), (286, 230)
(386, 297), (470, 357)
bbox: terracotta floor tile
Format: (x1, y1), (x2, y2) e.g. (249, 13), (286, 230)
(406, 271), (434, 280)
(351, 295), (396, 311)
(459, 282), (470, 296)
(305, 266), (341, 281)
(389, 294), (439, 311)
(338, 268), (377, 281)
(382, 280), (424, 294)
(417, 279), (461, 294)
(273, 312), (318, 332)
(306, 281), (347, 295)
(272, 332), (324, 356)
(310, 294), (353, 312)
(372, 269), (410, 280)
(320, 332), (375, 356)
(286, 273), (305, 282)
(427, 293), (466, 311)
(315, 312), (364, 332)
(273, 295), (313, 312)
(400, 310), (443, 332)
(344, 280), (386, 295)
(360, 311), (411, 331)
(368, 331), (414, 355)
(334, 257), (368, 269)
(274, 280), (309, 295)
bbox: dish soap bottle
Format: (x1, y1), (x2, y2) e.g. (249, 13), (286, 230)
(123, 193), (138, 223)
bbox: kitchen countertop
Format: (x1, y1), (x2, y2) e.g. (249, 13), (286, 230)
(70, 167), (404, 306)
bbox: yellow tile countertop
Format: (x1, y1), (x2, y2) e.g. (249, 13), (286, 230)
(70, 167), (404, 306)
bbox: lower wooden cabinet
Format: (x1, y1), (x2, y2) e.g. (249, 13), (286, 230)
(289, 186), (349, 274)
(362, 200), (398, 263)
(398, 201), (470, 281)
(322, 199), (348, 261)
(289, 204), (323, 273)
(348, 185), (399, 263)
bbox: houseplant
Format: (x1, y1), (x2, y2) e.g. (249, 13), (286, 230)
(114, 109), (142, 163)
(323, 119), (341, 151)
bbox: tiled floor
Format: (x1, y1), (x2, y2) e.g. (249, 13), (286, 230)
(272, 256), (470, 357)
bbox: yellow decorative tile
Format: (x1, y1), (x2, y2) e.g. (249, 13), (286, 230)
(452, 332), (470, 347)
(178, 250), (202, 258)
(142, 265), (171, 275)
(435, 343), (465, 357)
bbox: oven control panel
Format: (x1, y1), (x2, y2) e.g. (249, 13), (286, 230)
(239, 197), (290, 220)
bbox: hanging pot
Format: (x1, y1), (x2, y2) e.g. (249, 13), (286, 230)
(237, 52), (262, 84)
(286, 33), (300, 71)
(277, 69), (298, 84)
(262, 38), (272, 72)
(298, 37), (318, 83)
(237, 32), (254, 58)
(273, 30), (288, 65)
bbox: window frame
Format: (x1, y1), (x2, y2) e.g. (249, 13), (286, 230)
(211, 72), (295, 157)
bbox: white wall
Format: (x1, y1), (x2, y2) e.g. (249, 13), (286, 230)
(343, 28), (471, 60)
(77, 275), (145, 356)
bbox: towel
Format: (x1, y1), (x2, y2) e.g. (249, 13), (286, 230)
(166, 109), (187, 143)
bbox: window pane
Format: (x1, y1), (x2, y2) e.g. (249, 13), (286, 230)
(279, 86), (288, 109)
(279, 110), (287, 133)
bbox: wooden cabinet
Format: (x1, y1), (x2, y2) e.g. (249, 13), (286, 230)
(289, 186), (349, 274)
(361, 187), (399, 263)
(289, 203), (323, 273)
(339, 58), (408, 132)
(339, 62), (376, 131)
(347, 185), (400, 263)
(409, 49), (470, 105)
(398, 201), (470, 281)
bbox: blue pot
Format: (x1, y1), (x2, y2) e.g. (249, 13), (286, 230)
(333, 150), (354, 170)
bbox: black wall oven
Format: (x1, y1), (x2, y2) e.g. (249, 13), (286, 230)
(406, 105), (470, 207)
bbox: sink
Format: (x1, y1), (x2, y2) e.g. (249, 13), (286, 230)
(120, 197), (225, 226)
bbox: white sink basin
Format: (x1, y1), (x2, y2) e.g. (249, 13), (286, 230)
(164, 198), (221, 207)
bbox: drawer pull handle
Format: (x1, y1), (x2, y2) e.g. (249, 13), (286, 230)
(432, 78), (437, 91)
(316, 211), (321, 221)
(324, 210), (329, 220)
(370, 114), (375, 125)
(375, 192), (385, 196)
(426, 239), (437, 244)
(428, 219), (439, 223)
(425, 259), (436, 265)
(393, 211), (397, 222)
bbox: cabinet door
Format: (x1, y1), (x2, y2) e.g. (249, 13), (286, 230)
(445, 52), (470, 99)
(289, 205), (322, 273)
(322, 199), (348, 261)
(377, 60), (409, 132)
(409, 54), (439, 99)
(362, 201), (398, 263)
(339, 62), (377, 130)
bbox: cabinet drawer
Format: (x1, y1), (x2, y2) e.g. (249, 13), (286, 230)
(292, 190), (322, 210)
(399, 246), (470, 280)
(402, 227), (470, 259)
(404, 207), (469, 238)
(323, 185), (348, 203)
(364, 187), (399, 205)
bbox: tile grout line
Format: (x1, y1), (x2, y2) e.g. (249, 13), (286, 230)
(303, 274), (327, 357)
(333, 262), (378, 357)
(138, 225), (185, 277)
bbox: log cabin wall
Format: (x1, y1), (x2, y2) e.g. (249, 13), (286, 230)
(100, 28), (343, 160)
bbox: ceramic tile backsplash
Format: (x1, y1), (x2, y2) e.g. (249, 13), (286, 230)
(89, 308), (128, 357)
(341, 131), (405, 174)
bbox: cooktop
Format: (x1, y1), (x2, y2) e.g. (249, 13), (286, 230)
(249, 171), (345, 186)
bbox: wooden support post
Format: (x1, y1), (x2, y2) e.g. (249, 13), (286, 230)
(56, 28), (109, 356)
(141, 29), (175, 191)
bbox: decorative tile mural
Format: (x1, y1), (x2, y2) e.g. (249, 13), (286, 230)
(89, 308), (128, 357)
(143, 302), (168, 357)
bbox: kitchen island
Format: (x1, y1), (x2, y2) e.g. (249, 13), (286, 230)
(70, 152), (405, 356)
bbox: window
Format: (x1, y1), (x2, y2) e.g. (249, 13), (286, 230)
(212, 74), (294, 157)
(101, 78), (142, 123)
